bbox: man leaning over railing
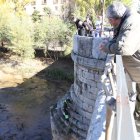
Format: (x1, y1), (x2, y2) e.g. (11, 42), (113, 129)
(99, 1), (140, 125)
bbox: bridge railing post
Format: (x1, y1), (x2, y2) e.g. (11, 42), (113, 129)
(104, 55), (138, 140)
(115, 55), (138, 140)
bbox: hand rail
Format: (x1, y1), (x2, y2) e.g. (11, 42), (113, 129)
(105, 55), (138, 140)
(115, 55), (138, 140)
(86, 55), (138, 140)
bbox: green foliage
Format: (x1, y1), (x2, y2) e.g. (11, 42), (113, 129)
(0, 1), (75, 59)
(11, 0), (34, 17)
(74, 0), (95, 18)
(121, 0), (132, 6)
(45, 16), (69, 46)
(0, 0), (6, 5)
(0, 0), (34, 17)
(9, 17), (34, 58)
(0, 2), (74, 59)
(33, 15), (74, 54)
(33, 21), (47, 48)
(0, 15), (12, 46)
(44, 7), (52, 16)
(32, 10), (42, 22)
(0, 3), (34, 58)
(63, 45), (72, 57)
(74, 0), (132, 18)
(62, 1), (75, 22)
(0, 4), (14, 46)
(46, 69), (74, 82)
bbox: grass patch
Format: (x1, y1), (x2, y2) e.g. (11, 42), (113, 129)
(46, 69), (74, 83)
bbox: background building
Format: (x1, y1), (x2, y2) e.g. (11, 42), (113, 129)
(25, 0), (70, 16)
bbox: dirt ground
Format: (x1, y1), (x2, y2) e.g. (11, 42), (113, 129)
(0, 54), (74, 140)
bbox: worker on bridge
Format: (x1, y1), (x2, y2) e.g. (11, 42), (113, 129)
(99, 1), (140, 123)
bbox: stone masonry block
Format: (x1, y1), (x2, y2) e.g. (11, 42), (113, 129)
(81, 89), (97, 100)
(74, 83), (82, 94)
(51, 35), (108, 140)
(78, 65), (88, 72)
(75, 91), (95, 107)
(75, 83), (97, 102)
(70, 91), (83, 108)
(82, 117), (91, 126)
(88, 69), (103, 75)
(77, 121), (89, 131)
(87, 59), (105, 71)
(69, 110), (83, 122)
(94, 73), (102, 82)
(69, 99), (92, 121)
(77, 69), (82, 77)
(89, 86), (98, 93)
(74, 79), (82, 88)
(73, 35), (93, 58)
(77, 129), (87, 138)
(78, 74), (96, 87)
(82, 71), (95, 81)
(97, 82), (103, 90)
(92, 37), (107, 60)
(83, 102), (93, 113)
(96, 60), (106, 70)
(73, 35), (108, 60)
(71, 52), (102, 70)
(76, 107), (92, 120)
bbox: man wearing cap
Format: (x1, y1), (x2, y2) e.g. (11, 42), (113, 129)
(99, 2), (140, 121)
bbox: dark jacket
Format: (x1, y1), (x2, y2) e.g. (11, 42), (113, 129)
(105, 10), (140, 82)
(105, 10), (140, 61)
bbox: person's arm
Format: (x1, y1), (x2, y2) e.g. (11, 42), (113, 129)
(101, 20), (140, 55)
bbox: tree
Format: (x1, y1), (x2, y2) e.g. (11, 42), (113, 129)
(44, 7), (52, 16)
(0, 3), (34, 58)
(11, 0), (33, 16)
(74, 0), (132, 18)
(0, 3), (14, 47)
(74, 0), (95, 18)
(32, 10), (42, 22)
(9, 16), (34, 58)
(0, 0), (34, 16)
(0, 0), (6, 5)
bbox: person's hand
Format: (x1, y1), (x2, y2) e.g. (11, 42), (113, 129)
(99, 40), (108, 52)
(99, 43), (106, 52)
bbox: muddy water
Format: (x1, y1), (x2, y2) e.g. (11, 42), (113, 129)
(0, 58), (73, 140)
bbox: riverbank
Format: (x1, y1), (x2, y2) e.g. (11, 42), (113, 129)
(0, 55), (74, 140)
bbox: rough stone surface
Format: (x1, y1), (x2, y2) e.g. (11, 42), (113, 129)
(51, 35), (108, 140)
(86, 91), (106, 140)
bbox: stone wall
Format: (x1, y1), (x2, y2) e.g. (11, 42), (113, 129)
(50, 35), (107, 140)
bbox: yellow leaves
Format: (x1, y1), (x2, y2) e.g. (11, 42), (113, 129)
(121, 0), (132, 6)
(0, 0), (6, 5)
(75, 0), (131, 17)
(0, 0), (33, 17)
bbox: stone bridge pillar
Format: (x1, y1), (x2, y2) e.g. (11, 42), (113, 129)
(50, 35), (107, 140)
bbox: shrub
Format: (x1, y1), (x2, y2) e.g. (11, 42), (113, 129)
(8, 16), (34, 58)
(0, 4), (35, 58)
(32, 10), (42, 22)
(33, 15), (74, 55)
(33, 21), (47, 49)
(46, 69), (74, 83)
(0, 3), (75, 59)
(0, 4), (13, 47)
(45, 16), (69, 46)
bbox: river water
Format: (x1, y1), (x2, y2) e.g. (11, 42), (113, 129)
(0, 57), (73, 140)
